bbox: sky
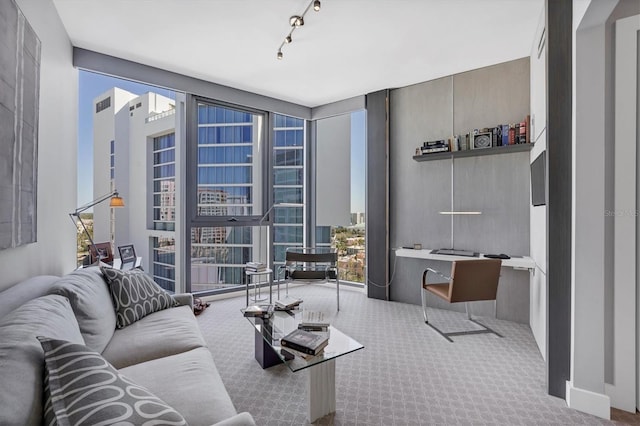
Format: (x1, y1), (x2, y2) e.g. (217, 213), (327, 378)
(78, 70), (366, 212)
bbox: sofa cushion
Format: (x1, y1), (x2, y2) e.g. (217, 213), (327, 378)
(0, 295), (84, 426)
(100, 266), (178, 328)
(102, 304), (206, 369)
(49, 266), (116, 353)
(0, 275), (59, 319)
(39, 337), (187, 426)
(120, 347), (239, 426)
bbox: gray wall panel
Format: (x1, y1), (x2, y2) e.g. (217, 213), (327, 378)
(452, 152), (530, 255)
(453, 58), (530, 134)
(366, 90), (389, 300)
(388, 60), (531, 323)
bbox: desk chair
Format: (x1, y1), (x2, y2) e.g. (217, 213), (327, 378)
(277, 247), (340, 311)
(421, 259), (502, 342)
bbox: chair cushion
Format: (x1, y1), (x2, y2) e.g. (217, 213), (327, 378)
(0, 295), (84, 426)
(102, 305), (206, 369)
(49, 266), (116, 352)
(100, 266), (178, 328)
(425, 283), (451, 301)
(39, 337), (187, 426)
(0, 275), (59, 319)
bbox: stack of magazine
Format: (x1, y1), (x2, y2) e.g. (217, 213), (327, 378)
(245, 262), (266, 272)
(274, 296), (302, 310)
(298, 310), (330, 331)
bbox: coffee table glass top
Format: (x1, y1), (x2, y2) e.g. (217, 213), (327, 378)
(243, 309), (364, 372)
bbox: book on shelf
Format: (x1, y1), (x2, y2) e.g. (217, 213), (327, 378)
(280, 328), (329, 356)
(274, 296), (303, 310)
(300, 310), (330, 328)
(243, 304), (274, 318)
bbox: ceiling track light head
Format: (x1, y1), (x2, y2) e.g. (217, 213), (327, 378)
(290, 15), (304, 27)
(277, 50), (283, 60)
(313, 0), (321, 11)
(285, 35), (292, 44)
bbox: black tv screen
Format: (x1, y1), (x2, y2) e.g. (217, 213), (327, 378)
(531, 151), (546, 206)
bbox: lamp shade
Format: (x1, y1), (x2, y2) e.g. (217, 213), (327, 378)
(109, 195), (125, 208)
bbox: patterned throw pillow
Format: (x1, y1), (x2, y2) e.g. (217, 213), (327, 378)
(39, 337), (187, 426)
(100, 267), (178, 328)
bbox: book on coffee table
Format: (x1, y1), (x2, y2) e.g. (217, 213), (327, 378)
(300, 310), (329, 328)
(274, 296), (303, 310)
(281, 328), (329, 356)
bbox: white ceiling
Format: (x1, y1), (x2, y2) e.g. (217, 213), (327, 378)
(52, 0), (544, 108)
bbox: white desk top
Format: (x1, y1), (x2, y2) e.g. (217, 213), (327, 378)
(395, 248), (535, 270)
(245, 268), (273, 275)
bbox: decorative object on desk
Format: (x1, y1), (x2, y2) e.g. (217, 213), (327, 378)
(243, 304), (274, 318)
(281, 328), (329, 356)
(117, 244), (136, 265)
(90, 242), (114, 265)
(69, 190), (125, 264)
(413, 243), (422, 250)
(274, 295), (303, 310)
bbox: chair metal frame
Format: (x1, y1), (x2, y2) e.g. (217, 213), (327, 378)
(277, 247), (340, 311)
(421, 259), (503, 342)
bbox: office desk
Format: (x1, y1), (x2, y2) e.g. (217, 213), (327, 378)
(395, 248), (535, 271)
(395, 248), (534, 324)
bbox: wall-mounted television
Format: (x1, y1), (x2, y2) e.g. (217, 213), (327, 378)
(531, 151), (546, 206)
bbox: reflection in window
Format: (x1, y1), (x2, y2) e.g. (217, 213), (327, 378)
(152, 237), (176, 292)
(273, 114), (305, 265)
(152, 133), (175, 231)
(190, 226), (254, 292)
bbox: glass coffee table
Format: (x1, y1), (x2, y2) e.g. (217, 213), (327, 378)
(243, 309), (364, 422)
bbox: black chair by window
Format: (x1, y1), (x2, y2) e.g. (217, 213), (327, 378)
(421, 259), (502, 342)
(277, 247), (340, 311)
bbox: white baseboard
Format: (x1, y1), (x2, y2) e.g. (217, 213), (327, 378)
(566, 381), (611, 419)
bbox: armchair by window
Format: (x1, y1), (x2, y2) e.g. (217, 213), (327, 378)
(421, 259), (502, 342)
(277, 247), (340, 311)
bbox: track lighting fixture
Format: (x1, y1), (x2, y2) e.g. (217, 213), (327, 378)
(276, 0), (322, 60)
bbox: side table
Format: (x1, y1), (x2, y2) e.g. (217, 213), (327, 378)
(244, 268), (273, 306)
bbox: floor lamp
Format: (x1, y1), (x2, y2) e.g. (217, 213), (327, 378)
(256, 202), (304, 266)
(69, 190), (125, 264)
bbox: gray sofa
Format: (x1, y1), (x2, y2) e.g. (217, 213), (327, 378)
(0, 266), (255, 426)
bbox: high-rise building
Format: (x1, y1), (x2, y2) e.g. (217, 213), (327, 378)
(92, 88), (179, 291)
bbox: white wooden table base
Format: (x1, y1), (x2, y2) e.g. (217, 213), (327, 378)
(307, 359), (336, 422)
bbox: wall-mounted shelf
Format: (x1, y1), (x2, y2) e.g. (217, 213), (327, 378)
(413, 143), (534, 162)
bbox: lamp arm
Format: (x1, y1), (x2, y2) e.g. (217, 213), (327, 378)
(259, 204), (276, 226)
(73, 190), (119, 214)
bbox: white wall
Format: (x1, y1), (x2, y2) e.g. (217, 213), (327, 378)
(0, 0), (77, 290)
(529, 7), (547, 360)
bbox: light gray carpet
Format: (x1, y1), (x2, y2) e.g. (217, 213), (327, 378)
(197, 284), (615, 425)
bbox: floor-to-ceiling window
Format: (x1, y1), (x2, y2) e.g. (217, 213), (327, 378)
(315, 110), (366, 284)
(188, 101), (265, 293)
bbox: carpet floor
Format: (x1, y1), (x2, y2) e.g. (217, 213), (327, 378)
(196, 284), (627, 425)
